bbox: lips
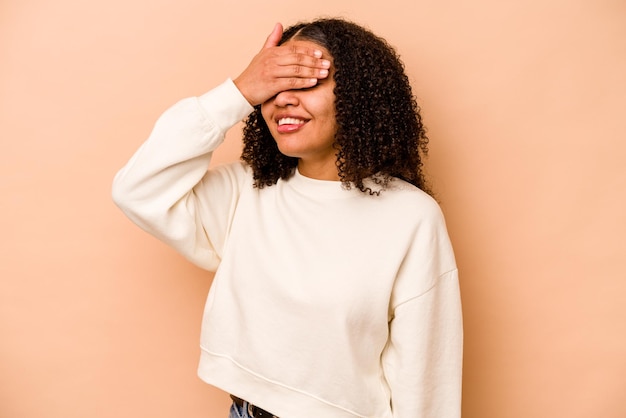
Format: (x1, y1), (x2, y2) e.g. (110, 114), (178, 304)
(278, 117), (305, 126)
(276, 116), (308, 133)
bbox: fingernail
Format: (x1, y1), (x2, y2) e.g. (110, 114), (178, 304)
(321, 60), (331, 68)
(319, 69), (328, 77)
(314, 50), (323, 58)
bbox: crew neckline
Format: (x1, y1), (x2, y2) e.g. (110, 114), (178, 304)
(286, 168), (355, 199)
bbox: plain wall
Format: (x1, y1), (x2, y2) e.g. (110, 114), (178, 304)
(1, 0), (625, 417)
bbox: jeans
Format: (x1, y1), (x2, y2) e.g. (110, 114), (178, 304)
(228, 400), (251, 418)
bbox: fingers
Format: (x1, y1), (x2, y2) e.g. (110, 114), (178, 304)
(255, 49), (329, 100)
(271, 63), (329, 81)
(263, 23), (283, 49)
(287, 43), (323, 59)
(272, 51), (330, 73)
(270, 76), (320, 93)
(271, 44), (330, 77)
(234, 23), (332, 105)
(281, 43), (323, 60)
(263, 23), (329, 77)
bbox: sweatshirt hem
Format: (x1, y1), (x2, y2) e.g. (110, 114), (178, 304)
(197, 348), (381, 418)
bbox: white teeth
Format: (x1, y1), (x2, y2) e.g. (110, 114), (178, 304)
(278, 117), (305, 126)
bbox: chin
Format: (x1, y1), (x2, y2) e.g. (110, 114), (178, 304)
(273, 141), (304, 159)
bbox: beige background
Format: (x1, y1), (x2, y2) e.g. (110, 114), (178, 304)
(1, 0), (625, 417)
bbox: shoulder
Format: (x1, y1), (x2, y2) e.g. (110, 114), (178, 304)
(377, 177), (445, 222)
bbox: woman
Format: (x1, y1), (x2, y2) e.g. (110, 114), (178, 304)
(113, 18), (462, 418)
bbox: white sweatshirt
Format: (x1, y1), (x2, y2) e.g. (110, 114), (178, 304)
(112, 79), (463, 418)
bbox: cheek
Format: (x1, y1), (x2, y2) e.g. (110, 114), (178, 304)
(323, 105), (338, 129)
(310, 96), (336, 123)
(322, 93), (337, 124)
(260, 104), (272, 126)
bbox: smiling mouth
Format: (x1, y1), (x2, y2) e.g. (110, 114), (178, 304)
(277, 117), (306, 126)
(276, 117), (307, 133)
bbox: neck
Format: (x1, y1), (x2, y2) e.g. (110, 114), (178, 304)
(297, 159), (340, 181)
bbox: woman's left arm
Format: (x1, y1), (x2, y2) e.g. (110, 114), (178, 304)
(382, 269), (463, 417)
(381, 198), (463, 417)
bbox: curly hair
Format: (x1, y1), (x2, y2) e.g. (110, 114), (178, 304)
(240, 18), (431, 196)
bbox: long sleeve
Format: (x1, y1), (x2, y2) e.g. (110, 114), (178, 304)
(381, 198), (463, 418)
(111, 79), (254, 271)
(382, 270), (463, 417)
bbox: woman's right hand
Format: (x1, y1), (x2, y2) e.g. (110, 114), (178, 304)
(233, 23), (330, 106)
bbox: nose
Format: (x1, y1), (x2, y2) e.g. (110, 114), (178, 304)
(273, 89), (299, 107)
